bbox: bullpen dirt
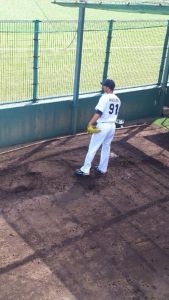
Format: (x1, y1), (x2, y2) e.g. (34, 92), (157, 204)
(0, 124), (169, 300)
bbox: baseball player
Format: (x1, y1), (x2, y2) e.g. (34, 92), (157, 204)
(75, 79), (121, 176)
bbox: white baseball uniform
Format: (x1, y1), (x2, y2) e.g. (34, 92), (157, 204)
(80, 92), (121, 174)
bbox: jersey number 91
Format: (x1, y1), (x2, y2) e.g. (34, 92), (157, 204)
(109, 103), (119, 115)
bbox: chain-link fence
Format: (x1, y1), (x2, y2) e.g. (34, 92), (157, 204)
(80, 20), (169, 93)
(0, 19), (168, 104)
(38, 21), (77, 99)
(0, 21), (34, 103)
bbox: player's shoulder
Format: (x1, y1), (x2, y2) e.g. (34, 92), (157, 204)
(100, 93), (107, 99)
(99, 93), (107, 102)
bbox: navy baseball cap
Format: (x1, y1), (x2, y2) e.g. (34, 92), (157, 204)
(101, 79), (115, 91)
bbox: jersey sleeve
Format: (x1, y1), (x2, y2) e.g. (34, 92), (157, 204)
(95, 95), (107, 113)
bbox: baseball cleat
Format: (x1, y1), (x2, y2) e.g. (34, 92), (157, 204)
(94, 166), (106, 175)
(75, 169), (89, 176)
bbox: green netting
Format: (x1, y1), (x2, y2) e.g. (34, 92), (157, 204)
(80, 21), (109, 93)
(38, 21), (77, 98)
(0, 21), (34, 103)
(80, 20), (168, 92)
(108, 20), (168, 88)
(0, 19), (168, 104)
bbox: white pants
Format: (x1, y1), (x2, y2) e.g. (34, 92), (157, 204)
(81, 123), (116, 174)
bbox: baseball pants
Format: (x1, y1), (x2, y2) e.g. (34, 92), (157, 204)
(81, 122), (116, 174)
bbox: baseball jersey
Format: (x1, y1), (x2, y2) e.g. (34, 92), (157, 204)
(95, 93), (121, 123)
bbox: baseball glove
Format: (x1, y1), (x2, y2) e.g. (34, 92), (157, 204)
(87, 125), (101, 134)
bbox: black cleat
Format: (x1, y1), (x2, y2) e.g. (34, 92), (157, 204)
(94, 166), (106, 175)
(75, 169), (89, 176)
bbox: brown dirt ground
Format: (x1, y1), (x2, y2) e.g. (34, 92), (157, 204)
(0, 124), (169, 300)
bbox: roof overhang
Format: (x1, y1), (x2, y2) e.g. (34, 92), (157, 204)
(52, 1), (169, 15)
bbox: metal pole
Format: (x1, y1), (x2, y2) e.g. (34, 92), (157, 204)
(102, 20), (113, 82)
(159, 43), (169, 112)
(72, 5), (85, 134)
(158, 21), (169, 85)
(161, 46), (169, 93)
(33, 20), (40, 102)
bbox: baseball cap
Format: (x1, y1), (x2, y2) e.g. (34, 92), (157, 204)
(101, 79), (115, 91)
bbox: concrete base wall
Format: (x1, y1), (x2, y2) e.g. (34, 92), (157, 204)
(0, 86), (163, 148)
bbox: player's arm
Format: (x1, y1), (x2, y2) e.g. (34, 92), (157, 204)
(88, 95), (105, 126)
(87, 95), (105, 134)
(88, 110), (102, 127)
(87, 110), (103, 134)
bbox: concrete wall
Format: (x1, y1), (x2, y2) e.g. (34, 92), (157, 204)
(0, 99), (72, 148)
(0, 86), (163, 148)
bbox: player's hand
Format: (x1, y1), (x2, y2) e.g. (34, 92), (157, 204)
(87, 125), (101, 134)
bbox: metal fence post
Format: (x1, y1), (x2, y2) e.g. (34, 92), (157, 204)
(158, 21), (169, 85)
(102, 20), (113, 82)
(72, 5), (85, 134)
(158, 49), (169, 112)
(159, 22), (169, 107)
(33, 20), (40, 102)
(161, 47), (169, 93)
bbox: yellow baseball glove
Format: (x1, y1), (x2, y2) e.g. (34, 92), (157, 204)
(87, 125), (101, 134)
